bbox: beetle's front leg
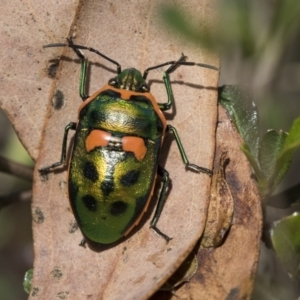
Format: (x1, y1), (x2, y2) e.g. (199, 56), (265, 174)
(39, 122), (77, 173)
(167, 125), (212, 176)
(158, 54), (186, 111)
(67, 38), (89, 101)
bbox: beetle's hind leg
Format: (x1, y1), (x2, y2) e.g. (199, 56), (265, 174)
(79, 238), (87, 248)
(167, 125), (212, 175)
(39, 122), (76, 174)
(150, 165), (172, 243)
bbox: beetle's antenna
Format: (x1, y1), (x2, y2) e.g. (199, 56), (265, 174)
(43, 43), (122, 74)
(143, 55), (219, 79)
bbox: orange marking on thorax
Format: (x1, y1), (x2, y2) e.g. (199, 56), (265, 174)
(122, 136), (147, 161)
(85, 130), (147, 161)
(85, 130), (111, 152)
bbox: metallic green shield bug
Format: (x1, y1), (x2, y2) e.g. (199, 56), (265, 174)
(40, 39), (218, 245)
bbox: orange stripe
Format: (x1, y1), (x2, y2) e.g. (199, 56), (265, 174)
(122, 136), (147, 161)
(85, 130), (111, 152)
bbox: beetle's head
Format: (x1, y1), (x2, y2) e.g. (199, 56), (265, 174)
(108, 68), (150, 92)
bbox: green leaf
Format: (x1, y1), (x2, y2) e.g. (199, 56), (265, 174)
(271, 213), (300, 279)
(241, 143), (264, 182)
(219, 85), (260, 160)
(279, 116), (300, 159)
(269, 117), (300, 194)
(259, 129), (288, 196)
(259, 130), (287, 180)
(23, 268), (33, 294)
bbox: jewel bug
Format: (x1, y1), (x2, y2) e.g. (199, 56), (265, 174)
(40, 39), (218, 245)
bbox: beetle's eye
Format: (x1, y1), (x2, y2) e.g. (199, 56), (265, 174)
(141, 84), (150, 92)
(109, 78), (117, 86)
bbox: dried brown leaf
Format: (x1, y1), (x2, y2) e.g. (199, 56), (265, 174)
(2, 1), (219, 299)
(0, 0), (80, 160)
(201, 151), (234, 248)
(154, 105), (262, 299)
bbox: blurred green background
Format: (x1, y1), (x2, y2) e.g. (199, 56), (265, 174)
(0, 109), (33, 300)
(161, 0), (300, 299)
(1, 0), (300, 299)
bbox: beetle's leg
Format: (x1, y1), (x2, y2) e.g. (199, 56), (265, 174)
(157, 72), (173, 111)
(67, 38), (89, 101)
(79, 238), (87, 248)
(39, 122), (77, 173)
(167, 125), (212, 175)
(79, 57), (89, 101)
(147, 54), (218, 111)
(150, 165), (172, 242)
(158, 54), (186, 111)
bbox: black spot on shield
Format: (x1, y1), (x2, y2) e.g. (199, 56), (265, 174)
(110, 201), (128, 216)
(121, 170), (140, 186)
(83, 161), (99, 182)
(82, 195), (97, 212)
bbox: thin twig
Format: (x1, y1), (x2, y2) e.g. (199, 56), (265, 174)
(0, 155), (33, 181)
(0, 190), (32, 208)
